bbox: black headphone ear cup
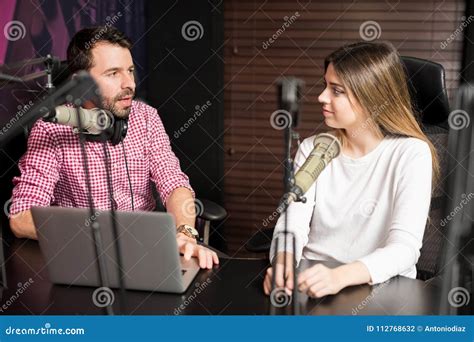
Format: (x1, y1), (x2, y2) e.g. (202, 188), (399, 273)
(110, 121), (120, 145)
(110, 119), (128, 145)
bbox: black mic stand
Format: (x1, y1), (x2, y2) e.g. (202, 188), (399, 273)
(439, 83), (474, 315)
(74, 123), (127, 314)
(70, 78), (119, 316)
(100, 135), (127, 313)
(72, 90), (127, 315)
(74, 106), (114, 315)
(270, 77), (304, 315)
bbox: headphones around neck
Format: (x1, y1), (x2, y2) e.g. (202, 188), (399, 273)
(79, 110), (134, 210)
(85, 115), (128, 146)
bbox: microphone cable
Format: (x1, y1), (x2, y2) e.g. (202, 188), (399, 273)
(121, 141), (135, 211)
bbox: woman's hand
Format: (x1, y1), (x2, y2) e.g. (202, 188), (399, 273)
(263, 252), (295, 295)
(297, 263), (345, 298)
(264, 258), (371, 298)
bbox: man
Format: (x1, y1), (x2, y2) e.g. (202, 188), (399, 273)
(9, 26), (218, 269)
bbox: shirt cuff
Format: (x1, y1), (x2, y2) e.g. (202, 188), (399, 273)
(357, 255), (390, 285)
(8, 197), (47, 217)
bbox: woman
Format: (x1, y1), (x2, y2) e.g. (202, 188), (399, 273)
(263, 41), (439, 298)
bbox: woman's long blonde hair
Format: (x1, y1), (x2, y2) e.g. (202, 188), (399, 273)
(325, 41), (440, 184)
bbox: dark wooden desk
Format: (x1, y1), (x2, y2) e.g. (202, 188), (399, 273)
(0, 239), (441, 315)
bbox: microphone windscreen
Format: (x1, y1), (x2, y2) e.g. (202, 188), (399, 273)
(294, 133), (341, 194)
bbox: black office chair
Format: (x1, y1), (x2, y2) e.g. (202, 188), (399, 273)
(401, 57), (451, 280)
(246, 56), (452, 281)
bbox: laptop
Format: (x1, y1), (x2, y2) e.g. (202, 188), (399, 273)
(31, 206), (200, 293)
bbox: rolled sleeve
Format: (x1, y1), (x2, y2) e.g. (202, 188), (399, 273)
(10, 120), (61, 216)
(147, 108), (194, 206)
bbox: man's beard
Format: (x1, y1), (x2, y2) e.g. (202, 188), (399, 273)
(102, 89), (134, 119)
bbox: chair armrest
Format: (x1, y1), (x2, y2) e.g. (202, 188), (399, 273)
(197, 198), (227, 222)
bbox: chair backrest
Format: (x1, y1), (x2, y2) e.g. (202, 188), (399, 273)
(400, 56), (451, 280)
(402, 56), (450, 126)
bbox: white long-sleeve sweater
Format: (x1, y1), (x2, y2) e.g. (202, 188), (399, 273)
(270, 134), (432, 284)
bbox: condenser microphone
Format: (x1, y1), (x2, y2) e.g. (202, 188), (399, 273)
(47, 106), (114, 135)
(287, 133), (341, 203)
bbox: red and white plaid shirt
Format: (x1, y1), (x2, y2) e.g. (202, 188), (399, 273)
(10, 100), (193, 215)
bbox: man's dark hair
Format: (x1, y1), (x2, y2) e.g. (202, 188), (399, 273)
(67, 26), (132, 74)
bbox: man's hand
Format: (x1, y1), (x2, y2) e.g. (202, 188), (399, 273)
(263, 252), (295, 295)
(176, 233), (219, 269)
(9, 210), (37, 239)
